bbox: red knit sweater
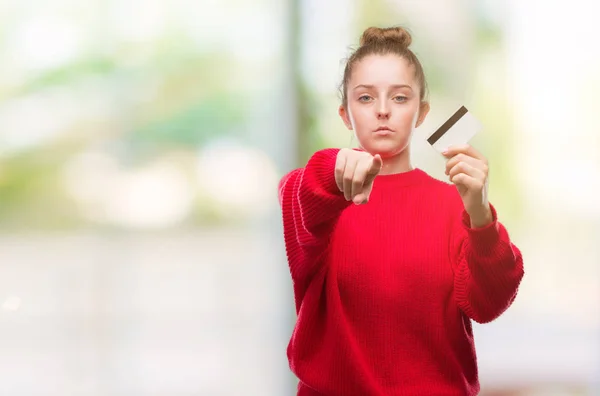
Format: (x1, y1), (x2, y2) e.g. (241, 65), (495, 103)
(278, 148), (524, 396)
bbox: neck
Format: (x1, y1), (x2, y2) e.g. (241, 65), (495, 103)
(378, 147), (413, 175)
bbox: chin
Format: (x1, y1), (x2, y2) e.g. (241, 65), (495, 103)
(361, 140), (409, 158)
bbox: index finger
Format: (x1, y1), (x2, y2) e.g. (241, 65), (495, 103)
(442, 144), (484, 160)
(363, 154), (383, 186)
(366, 154), (383, 176)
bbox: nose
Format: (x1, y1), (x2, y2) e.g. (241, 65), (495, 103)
(377, 101), (390, 119)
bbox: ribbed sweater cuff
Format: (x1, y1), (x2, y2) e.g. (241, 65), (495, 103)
(310, 148), (344, 196)
(461, 204), (501, 256)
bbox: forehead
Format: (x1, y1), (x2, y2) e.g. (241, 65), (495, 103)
(350, 54), (416, 87)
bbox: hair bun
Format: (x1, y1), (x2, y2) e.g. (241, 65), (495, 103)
(359, 26), (412, 49)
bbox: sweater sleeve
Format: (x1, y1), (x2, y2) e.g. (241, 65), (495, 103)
(278, 148), (352, 285)
(451, 203), (525, 324)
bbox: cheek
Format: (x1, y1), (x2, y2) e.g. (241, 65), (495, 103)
(410, 111), (419, 125)
(348, 106), (367, 129)
(401, 104), (421, 126)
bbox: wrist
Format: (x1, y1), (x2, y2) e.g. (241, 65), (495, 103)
(469, 204), (493, 228)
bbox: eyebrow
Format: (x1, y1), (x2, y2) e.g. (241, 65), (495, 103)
(353, 84), (413, 90)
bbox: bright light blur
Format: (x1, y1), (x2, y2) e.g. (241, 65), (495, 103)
(0, 0), (598, 395)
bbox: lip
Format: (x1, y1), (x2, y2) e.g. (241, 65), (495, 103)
(374, 126), (394, 133)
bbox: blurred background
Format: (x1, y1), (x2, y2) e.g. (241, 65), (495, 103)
(0, 0), (598, 395)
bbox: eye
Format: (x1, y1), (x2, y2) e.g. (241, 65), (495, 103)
(358, 95), (373, 102)
(393, 96), (408, 103)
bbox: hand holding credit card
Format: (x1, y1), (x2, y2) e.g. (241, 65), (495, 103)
(428, 106), (492, 227)
(426, 106), (482, 153)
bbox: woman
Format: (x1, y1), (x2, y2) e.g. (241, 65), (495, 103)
(278, 26), (524, 396)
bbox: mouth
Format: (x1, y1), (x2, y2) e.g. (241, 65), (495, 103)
(375, 126), (394, 133)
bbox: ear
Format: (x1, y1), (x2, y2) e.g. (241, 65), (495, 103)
(338, 105), (353, 130)
(415, 101), (430, 128)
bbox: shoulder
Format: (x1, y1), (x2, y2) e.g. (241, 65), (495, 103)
(418, 171), (464, 211)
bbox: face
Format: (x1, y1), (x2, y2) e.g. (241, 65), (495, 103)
(339, 54), (429, 158)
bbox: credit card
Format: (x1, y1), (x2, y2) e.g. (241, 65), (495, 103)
(427, 106), (482, 153)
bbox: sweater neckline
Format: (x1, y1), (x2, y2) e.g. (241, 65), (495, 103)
(374, 167), (429, 187)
